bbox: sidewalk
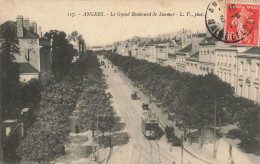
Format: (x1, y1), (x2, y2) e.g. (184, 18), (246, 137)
(52, 131), (110, 164)
(183, 125), (260, 164)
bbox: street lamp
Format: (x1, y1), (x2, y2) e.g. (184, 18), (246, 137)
(213, 99), (217, 159)
(96, 113), (108, 163)
(181, 134), (184, 164)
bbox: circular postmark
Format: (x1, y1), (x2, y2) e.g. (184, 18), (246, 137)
(205, 1), (258, 44)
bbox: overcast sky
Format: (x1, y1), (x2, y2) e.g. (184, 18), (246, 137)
(0, 0), (218, 46)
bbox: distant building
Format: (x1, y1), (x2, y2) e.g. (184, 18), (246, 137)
(176, 42), (201, 72)
(111, 30), (259, 104)
(145, 40), (157, 63)
(167, 53), (177, 69)
(186, 51), (200, 75)
(214, 46), (248, 90)
(237, 47), (260, 103)
(137, 42), (146, 60)
(198, 37), (218, 75)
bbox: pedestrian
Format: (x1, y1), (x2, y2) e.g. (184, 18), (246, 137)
(108, 134), (112, 147)
(61, 144), (65, 155)
(229, 144), (232, 157)
(75, 124), (79, 134)
(230, 158), (234, 164)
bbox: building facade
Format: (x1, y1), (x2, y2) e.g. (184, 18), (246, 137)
(236, 47), (260, 103)
(0, 15), (52, 82)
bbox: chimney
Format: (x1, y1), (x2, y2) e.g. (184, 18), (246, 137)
(24, 18), (30, 31)
(16, 15), (24, 38)
(31, 21), (37, 34)
(38, 26), (42, 38)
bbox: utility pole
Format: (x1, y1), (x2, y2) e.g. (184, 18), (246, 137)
(91, 121), (95, 162)
(157, 141), (161, 164)
(138, 145), (141, 164)
(213, 99), (217, 159)
(181, 134), (184, 164)
(148, 89), (152, 116)
(150, 143), (153, 164)
(97, 115), (99, 163)
(0, 109), (3, 163)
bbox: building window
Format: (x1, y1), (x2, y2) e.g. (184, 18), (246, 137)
(256, 63), (259, 79)
(248, 62), (251, 77)
(239, 85), (243, 96)
(255, 87), (259, 102)
(233, 75), (236, 86)
(224, 72), (226, 81)
(240, 61), (243, 75)
(247, 85), (250, 99)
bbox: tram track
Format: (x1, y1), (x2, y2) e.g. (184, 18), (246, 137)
(115, 63), (179, 163)
(109, 74), (159, 164)
(104, 59), (179, 164)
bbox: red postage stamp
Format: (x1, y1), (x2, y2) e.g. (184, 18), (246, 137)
(225, 3), (260, 46)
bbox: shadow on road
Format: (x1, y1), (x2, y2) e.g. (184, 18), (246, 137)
(96, 132), (130, 148)
(110, 116), (126, 133)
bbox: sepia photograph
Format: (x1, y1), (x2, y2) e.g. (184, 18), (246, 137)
(0, 0), (260, 164)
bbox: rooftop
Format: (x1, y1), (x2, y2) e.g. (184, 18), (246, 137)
(18, 63), (39, 74)
(243, 47), (260, 54)
(179, 43), (192, 53)
(0, 21), (39, 39)
(200, 37), (217, 45)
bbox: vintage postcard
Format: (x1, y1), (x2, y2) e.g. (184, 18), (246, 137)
(0, 0), (260, 164)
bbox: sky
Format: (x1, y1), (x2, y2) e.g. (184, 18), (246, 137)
(0, 0), (218, 46)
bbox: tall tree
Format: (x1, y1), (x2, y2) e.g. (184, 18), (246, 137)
(44, 30), (74, 77)
(0, 26), (21, 119)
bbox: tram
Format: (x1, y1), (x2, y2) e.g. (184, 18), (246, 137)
(141, 111), (159, 139)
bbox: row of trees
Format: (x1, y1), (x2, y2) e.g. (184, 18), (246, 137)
(16, 54), (88, 162)
(0, 26), (86, 162)
(76, 53), (115, 144)
(105, 52), (260, 153)
(17, 52), (117, 162)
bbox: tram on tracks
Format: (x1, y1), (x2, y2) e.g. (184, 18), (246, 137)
(141, 111), (159, 139)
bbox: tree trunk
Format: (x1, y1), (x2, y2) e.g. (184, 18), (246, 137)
(92, 126), (94, 137)
(102, 131), (105, 145)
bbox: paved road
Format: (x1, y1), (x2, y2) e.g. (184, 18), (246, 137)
(98, 55), (205, 164)
(99, 56), (178, 164)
